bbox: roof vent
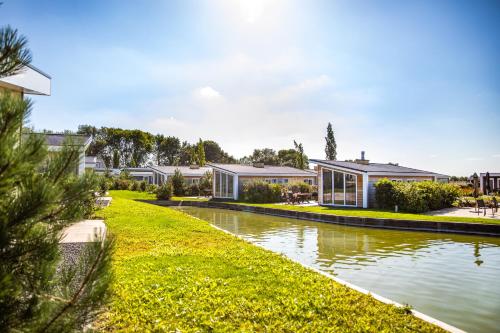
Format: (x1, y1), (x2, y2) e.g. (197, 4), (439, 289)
(252, 162), (265, 168)
(189, 164), (200, 169)
(354, 151), (370, 165)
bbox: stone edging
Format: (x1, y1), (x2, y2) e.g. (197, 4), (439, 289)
(153, 200), (500, 237)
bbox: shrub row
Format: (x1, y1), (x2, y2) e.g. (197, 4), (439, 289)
(374, 179), (460, 213)
(241, 181), (314, 203)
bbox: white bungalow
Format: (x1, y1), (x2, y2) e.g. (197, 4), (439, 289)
(311, 152), (449, 208)
(209, 163), (317, 201)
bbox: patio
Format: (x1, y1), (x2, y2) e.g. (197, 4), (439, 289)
(425, 207), (500, 220)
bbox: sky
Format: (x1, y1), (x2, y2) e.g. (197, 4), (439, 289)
(1, 0), (499, 176)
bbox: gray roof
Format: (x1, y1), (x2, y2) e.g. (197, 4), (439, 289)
(150, 165), (212, 177)
(209, 163), (317, 176)
(310, 159), (448, 177)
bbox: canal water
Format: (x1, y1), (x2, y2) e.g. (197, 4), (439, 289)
(175, 206), (500, 333)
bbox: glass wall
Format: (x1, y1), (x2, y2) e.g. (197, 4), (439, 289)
(228, 175), (234, 197)
(345, 174), (356, 205)
(322, 170), (332, 204)
(334, 172), (344, 205)
(214, 171), (234, 198)
(322, 168), (357, 206)
(214, 171), (221, 197)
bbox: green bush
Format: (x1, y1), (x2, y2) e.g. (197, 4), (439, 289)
(186, 183), (200, 196)
(392, 182), (427, 213)
(286, 182), (312, 193)
(199, 171), (212, 196)
(374, 179), (460, 213)
(374, 179), (395, 209)
(111, 178), (131, 190)
(242, 181), (283, 203)
(98, 175), (111, 195)
(156, 181), (173, 200)
(130, 180), (140, 191)
(146, 183), (158, 193)
(139, 180), (147, 192)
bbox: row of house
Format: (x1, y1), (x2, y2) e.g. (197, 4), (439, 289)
(1, 64), (459, 208)
(80, 153), (450, 208)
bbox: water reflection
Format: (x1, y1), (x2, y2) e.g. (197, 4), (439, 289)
(176, 207), (500, 333)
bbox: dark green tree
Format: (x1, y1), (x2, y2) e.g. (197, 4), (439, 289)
(246, 148), (279, 165)
(0, 26), (112, 332)
(293, 140), (308, 170)
(278, 149), (298, 167)
(197, 138), (206, 166)
(171, 168), (186, 196)
(178, 141), (194, 165)
(325, 122), (337, 160)
(0, 26), (32, 77)
(154, 134), (181, 165)
(203, 140), (236, 163)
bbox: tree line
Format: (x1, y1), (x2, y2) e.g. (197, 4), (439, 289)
(76, 124), (338, 170)
(77, 125), (236, 168)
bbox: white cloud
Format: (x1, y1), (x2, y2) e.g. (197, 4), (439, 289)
(198, 86), (222, 99)
(492, 153), (500, 158)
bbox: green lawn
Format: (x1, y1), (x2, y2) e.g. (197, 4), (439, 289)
(225, 202), (500, 225)
(97, 190), (443, 332)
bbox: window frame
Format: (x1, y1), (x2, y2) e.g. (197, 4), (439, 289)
(322, 167), (357, 207)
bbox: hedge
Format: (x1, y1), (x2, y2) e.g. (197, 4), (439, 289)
(374, 179), (460, 213)
(242, 181), (283, 203)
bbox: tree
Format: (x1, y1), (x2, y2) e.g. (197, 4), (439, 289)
(325, 122), (337, 160)
(197, 138), (206, 166)
(246, 148), (279, 165)
(171, 168), (186, 196)
(293, 140), (308, 170)
(0, 26), (112, 332)
(0, 26), (32, 77)
(154, 135), (181, 166)
(203, 140), (236, 163)
(199, 170), (213, 195)
(278, 149), (298, 167)
(178, 141), (195, 165)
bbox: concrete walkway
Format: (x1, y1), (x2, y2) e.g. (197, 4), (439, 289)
(425, 207), (500, 220)
(60, 220), (107, 243)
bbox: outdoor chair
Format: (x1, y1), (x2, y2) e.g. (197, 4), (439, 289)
(492, 197), (498, 216)
(476, 199), (487, 216)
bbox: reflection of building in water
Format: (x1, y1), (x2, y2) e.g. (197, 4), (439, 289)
(317, 229), (373, 261)
(181, 207), (500, 267)
(315, 227), (498, 264)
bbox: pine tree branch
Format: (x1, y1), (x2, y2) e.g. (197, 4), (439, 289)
(38, 242), (106, 333)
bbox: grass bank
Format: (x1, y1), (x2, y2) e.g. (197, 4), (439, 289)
(225, 202), (499, 225)
(98, 190), (443, 332)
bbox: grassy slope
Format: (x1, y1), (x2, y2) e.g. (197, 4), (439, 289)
(226, 202), (500, 225)
(98, 190), (443, 332)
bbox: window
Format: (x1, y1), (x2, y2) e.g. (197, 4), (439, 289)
(345, 174), (356, 205)
(322, 170), (332, 204)
(214, 171), (234, 198)
(228, 175), (234, 197)
(322, 169), (357, 206)
(214, 171), (221, 197)
(334, 172), (344, 205)
(304, 179), (313, 185)
(265, 178), (288, 184)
